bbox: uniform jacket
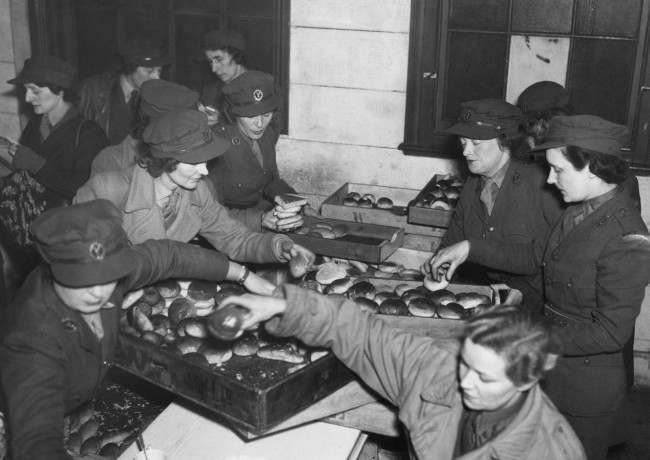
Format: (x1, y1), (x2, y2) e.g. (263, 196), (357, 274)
(0, 240), (231, 460)
(265, 285), (585, 460)
(19, 108), (108, 204)
(541, 188), (650, 417)
(90, 135), (138, 175)
(443, 160), (563, 307)
(73, 165), (289, 264)
(208, 122), (294, 210)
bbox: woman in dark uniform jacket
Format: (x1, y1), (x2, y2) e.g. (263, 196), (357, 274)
(532, 115), (650, 460)
(208, 71), (304, 232)
(0, 200), (275, 459)
(426, 99), (563, 310)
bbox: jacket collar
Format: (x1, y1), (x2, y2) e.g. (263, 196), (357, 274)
(123, 165), (202, 213)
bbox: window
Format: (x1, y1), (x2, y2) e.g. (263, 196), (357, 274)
(28, 0), (290, 132)
(400, 0), (650, 171)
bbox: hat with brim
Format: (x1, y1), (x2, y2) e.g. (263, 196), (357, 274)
(223, 71), (281, 118)
(230, 93), (281, 117)
(144, 109), (231, 163)
(120, 38), (171, 68)
(32, 199), (137, 288)
(530, 115), (628, 157)
(441, 98), (523, 140)
(202, 30), (246, 52)
(8, 55), (76, 89)
(139, 79), (199, 119)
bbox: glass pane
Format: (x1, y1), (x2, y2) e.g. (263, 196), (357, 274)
(174, 0), (221, 13)
(512, 0), (574, 33)
(449, 0), (507, 31)
(75, 7), (119, 77)
(227, 0), (275, 17)
(175, 15), (218, 92)
(575, 0), (642, 38)
(228, 17), (275, 74)
(569, 38), (636, 124)
(443, 32), (508, 120)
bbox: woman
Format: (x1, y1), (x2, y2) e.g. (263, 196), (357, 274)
(200, 29), (248, 124)
(222, 289), (585, 459)
(531, 115), (650, 460)
(0, 200), (276, 459)
(74, 109), (314, 278)
(426, 99), (563, 310)
(1, 56), (108, 301)
(209, 70), (304, 232)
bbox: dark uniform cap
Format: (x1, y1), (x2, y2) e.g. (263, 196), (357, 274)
(7, 55), (76, 89)
(143, 109), (230, 163)
(139, 80), (200, 119)
(202, 29), (246, 52)
(517, 81), (570, 114)
(32, 199), (137, 287)
(444, 99), (523, 140)
(120, 38), (171, 68)
(531, 115), (629, 157)
(223, 71), (281, 117)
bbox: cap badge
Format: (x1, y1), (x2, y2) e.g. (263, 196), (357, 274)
(61, 318), (78, 332)
(89, 242), (105, 261)
(253, 89), (264, 102)
(462, 110), (472, 121)
(232, 137), (241, 145)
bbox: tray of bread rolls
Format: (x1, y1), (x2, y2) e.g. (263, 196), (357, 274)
(408, 174), (464, 228)
(112, 278), (353, 435)
(287, 215), (404, 263)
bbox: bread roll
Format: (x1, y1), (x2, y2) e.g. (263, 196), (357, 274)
(408, 298), (438, 318)
(331, 224), (349, 238)
(155, 279), (181, 298)
(436, 302), (466, 319)
(257, 343), (305, 363)
(377, 261), (403, 274)
(361, 193), (376, 203)
(423, 276), (449, 292)
(379, 298), (408, 315)
(428, 289), (456, 305)
(376, 197), (393, 209)
(176, 337), (204, 354)
(233, 334), (260, 356)
(357, 198), (373, 208)
(324, 276), (353, 295)
(206, 303), (248, 341)
(401, 289), (427, 305)
(375, 291), (399, 304)
(343, 197), (358, 206)
(355, 297), (379, 313)
(347, 280), (376, 300)
(168, 297), (195, 327)
(456, 292), (492, 309)
(141, 286), (164, 306)
(346, 192), (361, 201)
(201, 346), (233, 365)
(178, 317), (207, 338)
(394, 283), (411, 297)
(315, 262), (349, 285)
(184, 351), (209, 367)
(430, 199), (451, 210)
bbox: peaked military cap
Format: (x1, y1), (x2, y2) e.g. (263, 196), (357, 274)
(444, 99), (523, 140)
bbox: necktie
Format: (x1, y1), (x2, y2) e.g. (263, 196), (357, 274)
(251, 140), (264, 166)
(128, 89), (140, 117)
(559, 205), (586, 238)
(480, 179), (499, 215)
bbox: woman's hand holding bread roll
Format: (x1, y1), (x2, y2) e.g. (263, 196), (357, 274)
(427, 240), (471, 281)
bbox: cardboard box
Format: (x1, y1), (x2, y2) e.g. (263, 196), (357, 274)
(407, 174), (463, 228)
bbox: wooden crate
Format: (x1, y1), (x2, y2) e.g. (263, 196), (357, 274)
(407, 175), (462, 228)
(288, 216), (404, 263)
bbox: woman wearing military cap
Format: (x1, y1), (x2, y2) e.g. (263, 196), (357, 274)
(74, 109), (314, 281)
(200, 29), (248, 125)
(0, 55), (108, 307)
(0, 199), (278, 459)
(208, 71), (306, 233)
(530, 115), (650, 460)
(425, 98), (563, 311)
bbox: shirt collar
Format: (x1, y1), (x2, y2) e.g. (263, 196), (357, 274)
(488, 159), (511, 189)
(124, 165), (202, 213)
(582, 185), (620, 218)
(119, 75), (137, 103)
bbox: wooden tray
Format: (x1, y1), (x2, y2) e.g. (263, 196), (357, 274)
(407, 174), (461, 228)
(112, 333), (353, 435)
(288, 216), (404, 263)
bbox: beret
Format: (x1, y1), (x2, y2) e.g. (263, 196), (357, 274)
(120, 38), (171, 67)
(143, 109), (230, 163)
(517, 81), (570, 114)
(8, 55), (76, 89)
(444, 98), (523, 140)
(223, 71), (281, 117)
(202, 30), (246, 52)
(139, 79), (199, 118)
(32, 200), (136, 287)
(531, 115), (629, 157)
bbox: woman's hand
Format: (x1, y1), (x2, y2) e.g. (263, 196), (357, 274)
(243, 271), (276, 296)
(279, 241), (316, 277)
(261, 207), (304, 232)
(219, 293), (287, 331)
(198, 103), (221, 126)
(426, 240), (470, 281)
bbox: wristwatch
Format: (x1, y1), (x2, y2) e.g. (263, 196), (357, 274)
(237, 265), (250, 284)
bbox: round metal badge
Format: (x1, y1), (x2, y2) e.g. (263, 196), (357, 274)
(253, 89), (264, 102)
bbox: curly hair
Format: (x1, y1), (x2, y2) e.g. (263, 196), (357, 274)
(137, 144), (179, 178)
(25, 82), (78, 104)
(463, 305), (560, 386)
(524, 107), (574, 146)
(219, 46), (247, 67)
(561, 145), (629, 184)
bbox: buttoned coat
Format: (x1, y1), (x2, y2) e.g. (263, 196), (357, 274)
(541, 189), (650, 419)
(208, 123), (294, 211)
(73, 165), (290, 264)
(265, 285), (585, 460)
(443, 160), (563, 308)
(0, 240), (231, 459)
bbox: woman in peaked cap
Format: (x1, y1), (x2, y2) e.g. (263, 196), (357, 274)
(208, 70), (307, 233)
(531, 114), (650, 460)
(0, 199), (268, 459)
(426, 98), (563, 312)
(0, 55), (108, 307)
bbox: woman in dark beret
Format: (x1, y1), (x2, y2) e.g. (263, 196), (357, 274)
(531, 114), (650, 460)
(0, 56), (108, 305)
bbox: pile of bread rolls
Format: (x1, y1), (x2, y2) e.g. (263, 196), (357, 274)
(412, 175), (464, 210)
(342, 192), (395, 209)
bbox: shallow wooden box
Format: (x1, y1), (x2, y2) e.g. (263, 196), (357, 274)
(288, 216), (404, 263)
(112, 333), (353, 435)
(407, 175), (461, 228)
